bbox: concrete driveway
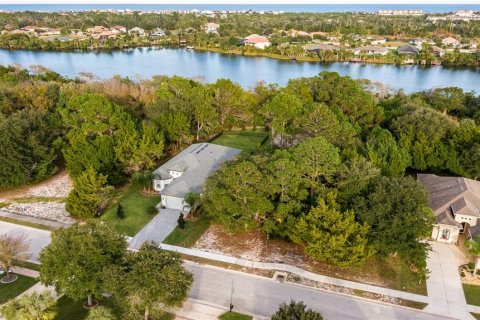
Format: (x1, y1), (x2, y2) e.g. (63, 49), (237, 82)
(0, 221), (51, 263)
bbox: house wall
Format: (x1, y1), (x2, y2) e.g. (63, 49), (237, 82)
(433, 224), (461, 244)
(152, 178), (173, 192)
(161, 195), (185, 211)
(455, 214), (478, 227)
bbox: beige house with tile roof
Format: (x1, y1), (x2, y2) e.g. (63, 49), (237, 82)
(418, 173), (480, 244)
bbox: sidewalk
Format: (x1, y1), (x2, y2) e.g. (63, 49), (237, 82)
(171, 298), (266, 320)
(157, 243), (429, 304)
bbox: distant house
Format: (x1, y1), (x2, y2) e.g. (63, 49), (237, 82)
(353, 45), (388, 56)
(204, 22), (219, 34)
(86, 26), (109, 34)
(97, 31), (116, 40)
(442, 36), (460, 47)
(110, 25), (127, 34)
(241, 34), (271, 49)
(153, 143), (240, 211)
(149, 27), (166, 37)
(432, 46), (445, 57)
(128, 27), (145, 37)
(397, 44), (420, 55)
(418, 174), (480, 244)
(304, 43), (338, 53)
(37, 28), (61, 36)
(369, 36), (387, 45)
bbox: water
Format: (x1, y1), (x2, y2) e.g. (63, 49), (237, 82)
(0, 47), (479, 93)
(1, 4), (480, 13)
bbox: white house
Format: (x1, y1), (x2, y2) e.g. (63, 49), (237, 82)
(242, 34), (271, 49)
(353, 45), (388, 56)
(204, 22), (220, 34)
(152, 143), (241, 211)
(110, 25), (127, 34)
(128, 27), (145, 37)
(149, 27), (166, 37)
(442, 36), (460, 47)
(418, 174), (480, 245)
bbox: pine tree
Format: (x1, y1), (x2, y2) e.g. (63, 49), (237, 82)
(292, 192), (373, 267)
(116, 204), (125, 219)
(66, 166), (113, 219)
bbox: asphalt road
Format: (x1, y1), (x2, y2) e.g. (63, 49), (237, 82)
(185, 262), (452, 320)
(0, 221), (51, 262)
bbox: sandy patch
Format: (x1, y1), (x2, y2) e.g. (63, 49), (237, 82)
(2, 202), (76, 224)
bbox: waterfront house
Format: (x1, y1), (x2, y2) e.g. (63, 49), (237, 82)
(128, 27), (145, 37)
(369, 36), (387, 45)
(86, 26), (109, 34)
(353, 45), (388, 56)
(442, 36), (460, 47)
(149, 28), (166, 37)
(204, 22), (220, 34)
(110, 25), (127, 34)
(242, 34), (271, 49)
(97, 31), (116, 40)
(432, 46), (445, 57)
(418, 174), (480, 245)
(304, 43), (338, 53)
(397, 44), (420, 55)
(152, 143), (240, 211)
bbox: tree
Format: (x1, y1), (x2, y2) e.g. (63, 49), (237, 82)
(188, 86), (218, 141)
(466, 235), (480, 275)
(352, 176), (434, 273)
(103, 243), (193, 320)
(202, 161), (273, 231)
(0, 292), (56, 320)
(271, 300), (323, 320)
(366, 127), (410, 177)
(116, 204), (126, 219)
(211, 78), (253, 127)
(0, 232), (30, 282)
(177, 212), (186, 230)
(291, 137), (341, 197)
(292, 192), (372, 267)
(66, 166), (113, 218)
(39, 222), (127, 307)
(85, 306), (116, 320)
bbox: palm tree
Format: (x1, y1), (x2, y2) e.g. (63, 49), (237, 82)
(1, 292), (56, 320)
(85, 306), (116, 320)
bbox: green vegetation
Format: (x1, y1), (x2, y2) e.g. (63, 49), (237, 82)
(0, 274), (37, 304)
(463, 284), (480, 306)
(271, 300), (323, 320)
(213, 131), (269, 153)
(1, 292), (56, 320)
(100, 184), (160, 236)
(0, 216), (54, 231)
(472, 313), (480, 320)
(219, 311), (253, 320)
(12, 259), (41, 272)
(164, 215), (212, 247)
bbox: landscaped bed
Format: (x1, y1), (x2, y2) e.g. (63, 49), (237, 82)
(212, 130), (269, 153)
(0, 274), (37, 304)
(193, 224), (427, 295)
(101, 184), (160, 236)
(218, 311), (253, 320)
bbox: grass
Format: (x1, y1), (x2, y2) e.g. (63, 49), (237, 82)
(0, 216), (55, 231)
(472, 313), (480, 320)
(163, 215), (211, 247)
(100, 184), (160, 236)
(218, 311), (253, 320)
(56, 296), (174, 320)
(463, 284), (480, 306)
(13, 259), (41, 272)
(212, 130), (269, 153)
(0, 274), (38, 304)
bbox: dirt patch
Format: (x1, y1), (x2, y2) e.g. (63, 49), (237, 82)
(194, 224), (425, 293)
(0, 170), (73, 201)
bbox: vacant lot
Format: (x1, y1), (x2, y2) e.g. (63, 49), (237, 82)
(101, 184), (160, 236)
(194, 224), (427, 295)
(212, 131), (268, 153)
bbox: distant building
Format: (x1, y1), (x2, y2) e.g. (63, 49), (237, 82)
(204, 22), (219, 34)
(369, 36), (387, 45)
(241, 34), (271, 49)
(149, 27), (166, 37)
(377, 9), (423, 16)
(86, 26), (109, 34)
(110, 25), (127, 34)
(442, 36), (460, 47)
(432, 46), (445, 57)
(128, 27), (145, 37)
(97, 31), (116, 40)
(353, 45), (388, 56)
(397, 44), (420, 55)
(304, 43), (338, 53)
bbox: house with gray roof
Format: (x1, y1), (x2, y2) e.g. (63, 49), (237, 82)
(397, 44), (420, 55)
(304, 43), (338, 53)
(418, 173), (480, 244)
(152, 143), (241, 211)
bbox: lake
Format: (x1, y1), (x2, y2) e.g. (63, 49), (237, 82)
(0, 47), (479, 93)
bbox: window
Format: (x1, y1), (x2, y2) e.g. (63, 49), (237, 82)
(441, 228), (450, 240)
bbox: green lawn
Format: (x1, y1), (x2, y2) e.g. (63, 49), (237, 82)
(56, 296), (174, 320)
(212, 131), (268, 153)
(472, 313), (480, 320)
(463, 284), (480, 306)
(101, 184), (160, 236)
(163, 215), (211, 248)
(0, 274), (38, 304)
(218, 311), (253, 320)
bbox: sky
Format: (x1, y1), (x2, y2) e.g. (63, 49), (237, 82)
(2, 0), (480, 4)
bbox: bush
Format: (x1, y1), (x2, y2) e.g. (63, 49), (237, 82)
(468, 262), (475, 270)
(177, 213), (186, 230)
(116, 204), (125, 219)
